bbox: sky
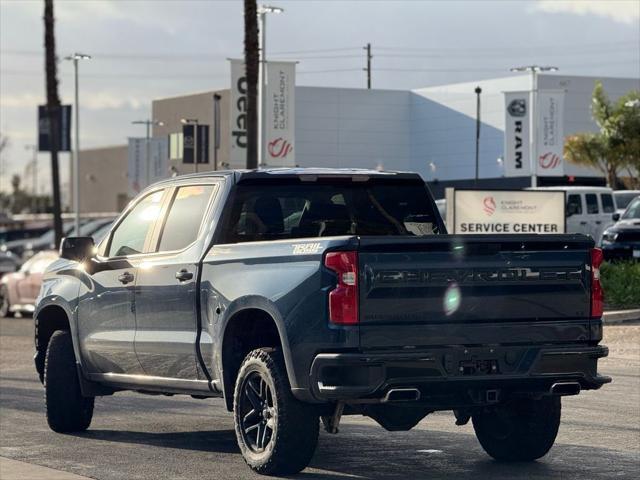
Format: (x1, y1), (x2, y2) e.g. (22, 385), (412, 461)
(1, 0), (639, 195)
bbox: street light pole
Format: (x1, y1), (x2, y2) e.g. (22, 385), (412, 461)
(474, 86), (482, 187)
(257, 5), (284, 168)
(65, 52), (91, 234)
(510, 65), (558, 188)
(132, 119), (164, 187)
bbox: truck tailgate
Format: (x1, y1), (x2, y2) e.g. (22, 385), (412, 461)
(358, 234), (594, 349)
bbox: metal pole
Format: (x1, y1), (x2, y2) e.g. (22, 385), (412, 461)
(474, 86), (481, 187)
(73, 57), (80, 234)
(194, 123), (199, 174)
(530, 70), (537, 188)
(365, 43), (372, 89)
(258, 12), (266, 168)
(145, 121), (151, 187)
(213, 94), (221, 171)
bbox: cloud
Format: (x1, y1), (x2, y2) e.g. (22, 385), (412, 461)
(0, 91), (146, 111)
(533, 0), (640, 24)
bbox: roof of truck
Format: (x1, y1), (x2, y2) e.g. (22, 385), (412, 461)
(154, 168), (422, 186)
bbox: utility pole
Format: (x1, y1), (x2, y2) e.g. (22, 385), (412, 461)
(364, 43), (372, 89)
(244, 0), (259, 169)
(44, 0), (63, 247)
(474, 86), (482, 187)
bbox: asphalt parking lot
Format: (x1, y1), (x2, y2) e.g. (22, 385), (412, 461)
(1, 316), (638, 479)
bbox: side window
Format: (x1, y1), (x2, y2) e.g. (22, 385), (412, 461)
(157, 185), (216, 252)
(567, 194), (582, 215)
(585, 194), (599, 214)
(601, 194), (615, 213)
(107, 190), (165, 257)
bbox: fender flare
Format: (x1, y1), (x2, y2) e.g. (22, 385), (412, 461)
(215, 295), (298, 400)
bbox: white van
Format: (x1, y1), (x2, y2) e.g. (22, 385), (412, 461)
(529, 186), (616, 241)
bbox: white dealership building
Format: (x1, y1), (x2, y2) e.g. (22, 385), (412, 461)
(77, 72), (638, 210)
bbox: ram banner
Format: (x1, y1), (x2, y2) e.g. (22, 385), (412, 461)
(446, 189), (565, 234)
(536, 91), (565, 177)
(264, 61), (296, 166)
(503, 91), (531, 177)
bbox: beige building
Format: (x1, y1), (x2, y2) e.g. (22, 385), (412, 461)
(76, 145), (128, 213)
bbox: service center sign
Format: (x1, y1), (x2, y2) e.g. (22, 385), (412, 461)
(450, 189), (565, 234)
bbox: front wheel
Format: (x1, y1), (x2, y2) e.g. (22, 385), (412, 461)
(45, 330), (94, 432)
(472, 396), (561, 461)
(233, 348), (319, 475)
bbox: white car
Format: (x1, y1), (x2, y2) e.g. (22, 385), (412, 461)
(529, 186), (616, 241)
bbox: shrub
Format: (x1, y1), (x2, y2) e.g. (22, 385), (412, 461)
(601, 261), (640, 309)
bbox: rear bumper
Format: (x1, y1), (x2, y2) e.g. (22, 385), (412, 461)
(602, 242), (640, 261)
(309, 344), (610, 405)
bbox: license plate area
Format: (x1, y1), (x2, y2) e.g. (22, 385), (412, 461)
(459, 358), (499, 375)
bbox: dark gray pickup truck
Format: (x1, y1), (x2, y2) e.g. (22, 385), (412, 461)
(35, 169), (610, 475)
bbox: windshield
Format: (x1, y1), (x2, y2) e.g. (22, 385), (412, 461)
(615, 192), (640, 210)
(221, 180), (441, 243)
(622, 197), (640, 220)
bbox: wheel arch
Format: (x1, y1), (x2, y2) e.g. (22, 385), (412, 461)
(218, 297), (294, 411)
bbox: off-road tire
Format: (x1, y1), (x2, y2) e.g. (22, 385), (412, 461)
(472, 396), (561, 461)
(0, 286), (13, 317)
(233, 348), (319, 475)
(45, 330), (94, 432)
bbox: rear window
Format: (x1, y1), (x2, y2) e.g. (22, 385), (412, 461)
(601, 194), (615, 213)
(221, 180), (440, 243)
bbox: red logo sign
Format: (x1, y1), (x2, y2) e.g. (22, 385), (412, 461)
(539, 152), (561, 169)
(268, 137), (293, 158)
(483, 196), (496, 216)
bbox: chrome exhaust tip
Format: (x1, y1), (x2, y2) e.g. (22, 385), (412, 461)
(550, 382), (581, 396)
(383, 388), (421, 402)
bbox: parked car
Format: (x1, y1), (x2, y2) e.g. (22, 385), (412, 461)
(613, 190), (640, 215)
(530, 186), (616, 241)
(0, 225), (50, 245)
(1, 250), (58, 317)
(3, 222), (74, 259)
(600, 195), (640, 261)
(0, 251), (20, 278)
(35, 169), (609, 475)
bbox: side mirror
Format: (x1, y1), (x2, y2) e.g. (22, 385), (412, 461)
(60, 236), (95, 262)
(612, 213), (620, 222)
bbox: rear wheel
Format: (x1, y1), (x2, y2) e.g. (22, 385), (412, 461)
(45, 330), (94, 432)
(233, 348), (319, 475)
(0, 286), (13, 317)
(472, 396), (561, 461)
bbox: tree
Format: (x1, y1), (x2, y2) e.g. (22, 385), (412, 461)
(565, 81), (640, 188)
(243, 0), (259, 169)
(44, 0), (64, 247)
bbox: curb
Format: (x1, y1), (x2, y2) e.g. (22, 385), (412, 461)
(0, 457), (93, 480)
(603, 309), (640, 325)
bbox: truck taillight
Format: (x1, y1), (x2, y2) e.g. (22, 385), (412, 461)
(324, 251), (359, 325)
(591, 248), (604, 318)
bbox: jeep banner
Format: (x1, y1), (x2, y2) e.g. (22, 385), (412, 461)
(536, 91), (565, 177)
(503, 92), (531, 177)
(264, 61), (296, 166)
(446, 188), (565, 234)
(229, 59), (247, 168)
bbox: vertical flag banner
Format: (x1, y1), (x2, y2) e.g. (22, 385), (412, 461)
(264, 61), (296, 167)
(197, 124), (210, 164)
(229, 59), (247, 168)
(182, 124), (195, 164)
(503, 92), (531, 177)
(149, 137), (169, 184)
(127, 137), (144, 195)
(536, 91), (565, 177)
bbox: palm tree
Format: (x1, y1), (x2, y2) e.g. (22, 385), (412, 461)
(44, 0), (64, 246)
(244, 0), (259, 169)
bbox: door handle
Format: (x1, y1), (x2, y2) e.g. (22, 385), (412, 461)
(580, 221), (588, 225)
(175, 269), (193, 282)
(118, 272), (135, 284)
(595, 221), (602, 224)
